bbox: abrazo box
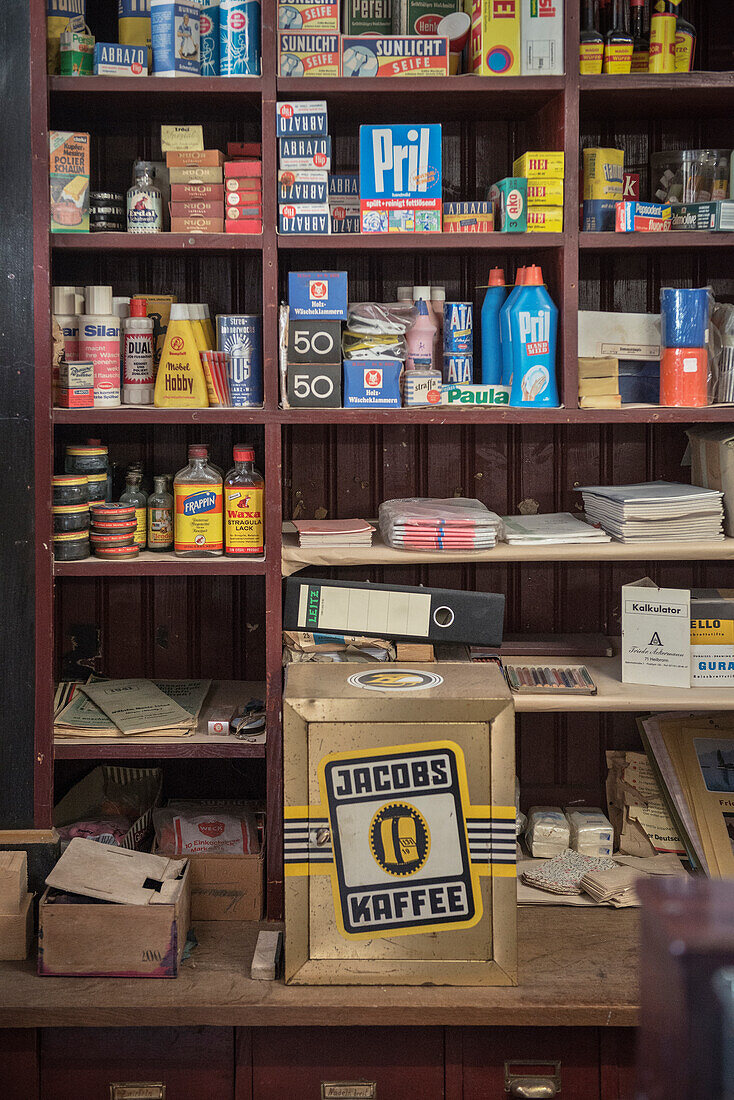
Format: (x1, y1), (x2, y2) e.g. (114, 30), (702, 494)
(284, 662), (516, 985)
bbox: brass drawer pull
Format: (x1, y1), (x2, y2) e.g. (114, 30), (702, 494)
(110, 1085), (166, 1100)
(505, 1060), (561, 1098)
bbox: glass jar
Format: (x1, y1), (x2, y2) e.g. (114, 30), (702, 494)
(52, 475), (88, 506)
(53, 503), (90, 533)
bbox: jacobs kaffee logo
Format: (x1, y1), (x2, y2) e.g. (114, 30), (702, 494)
(347, 669), (443, 692)
(369, 802), (430, 877)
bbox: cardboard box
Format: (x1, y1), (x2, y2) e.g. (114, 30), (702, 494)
(39, 840), (190, 978)
(513, 151), (564, 178)
(582, 147), (624, 200)
(279, 169), (329, 205)
(393, 0), (457, 33)
(489, 177), (527, 232)
(343, 0), (392, 34)
(443, 201), (494, 232)
(690, 589), (734, 687)
(279, 136), (332, 170)
(287, 318), (342, 364)
(329, 172), (360, 197)
(49, 131), (90, 233)
(288, 271), (348, 319)
(132, 293), (177, 372)
(582, 199), (617, 232)
(622, 578), (691, 688)
(168, 165), (223, 185)
(150, 0), (201, 76)
(527, 206), (563, 231)
(343, 358), (402, 407)
(329, 200), (361, 233)
(341, 35), (449, 76)
(168, 851), (263, 920)
(441, 383), (511, 405)
(466, 0), (521, 76)
(0, 851), (27, 913)
(0, 894), (33, 961)
(287, 362), (342, 407)
(56, 387), (93, 408)
(161, 124), (204, 152)
(169, 199), (224, 219)
(227, 192), (263, 209)
(227, 205), (263, 222)
(59, 359), (94, 388)
(279, 204), (331, 234)
(53, 765), (163, 851)
(687, 426), (734, 538)
(170, 215), (224, 233)
(284, 662), (516, 985)
(528, 179), (564, 206)
(615, 201), (671, 233)
(520, 0), (563, 75)
(225, 219), (262, 234)
(360, 123), (442, 232)
(279, 32), (341, 76)
(224, 159), (263, 179)
(279, 1), (340, 30)
(578, 375), (620, 397)
(227, 141), (263, 158)
(276, 100), (329, 137)
(93, 42), (147, 75)
(670, 202), (734, 232)
(60, 21), (95, 76)
(165, 149), (226, 168)
(170, 183), (225, 201)
(578, 311), (661, 361)
(578, 356), (619, 379)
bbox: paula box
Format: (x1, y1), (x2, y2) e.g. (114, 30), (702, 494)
(341, 35), (449, 77)
(49, 130), (90, 233)
(279, 32), (341, 75)
(288, 271), (348, 319)
(166, 149), (226, 168)
(93, 42), (147, 75)
(344, 359), (402, 407)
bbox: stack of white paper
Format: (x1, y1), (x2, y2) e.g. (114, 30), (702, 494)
(379, 498), (504, 550)
(293, 519), (375, 548)
(502, 513), (612, 546)
(575, 481), (725, 542)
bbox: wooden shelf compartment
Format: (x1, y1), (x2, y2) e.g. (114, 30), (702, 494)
(580, 232), (734, 250)
(51, 233), (262, 252)
(580, 71), (734, 119)
(49, 75), (263, 101)
(52, 406), (270, 424)
(278, 405), (734, 425)
(0, 908), (639, 1028)
(54, 733), (265, 759)
(54, 551), (266, 577)
(277, 233), (566, 251)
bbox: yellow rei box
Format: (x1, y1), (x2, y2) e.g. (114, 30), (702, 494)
(527, 206), (563, 231)
(527, 179), (564, 206)
(284, 662), (516, 986)
(513, 151), (565, 178)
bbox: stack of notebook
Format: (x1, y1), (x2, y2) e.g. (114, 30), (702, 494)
(502, 512), (612, 546)
(293, 519), (375, 548)
(379, 498), (504, 550)
(576, 481), (725, 542)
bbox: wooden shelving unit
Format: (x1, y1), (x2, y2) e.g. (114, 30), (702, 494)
(32, 0), (734, 930)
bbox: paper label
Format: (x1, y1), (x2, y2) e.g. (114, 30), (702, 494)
(174, 483), (223, 553)
(225, 485), (263, 554)
(621, 582), (691, 687)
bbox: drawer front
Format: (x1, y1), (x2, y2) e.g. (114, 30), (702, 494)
(251, 1027), (444, 1100)
(453, 1027), (601, 1100)
(40, 1027), (233, 1100)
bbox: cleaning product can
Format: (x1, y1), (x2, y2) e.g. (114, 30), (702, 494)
(200, 0), (220, 74)
(220, 0), (261, 76)
(443, 302), (473, 355)
(79, 286), (121, 407)
(443, 354), (473, 384)
(499, 268), (526, 385)
(507, 265), (559, 408)
(480, 268), (507, 386)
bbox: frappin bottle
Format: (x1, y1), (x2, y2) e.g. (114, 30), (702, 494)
(174, 444), (223, 557)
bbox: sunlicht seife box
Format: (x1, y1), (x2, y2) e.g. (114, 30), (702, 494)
(279, 32), (341, 75)
(520, 0), (564, 75)
(278, 1), (340, 30)
(341, 35), (449, 76)
(466, 0), (521, 75)
(276, 100), (328, 137)
(359, 123), (442, 233)
(284, 662), (516, 986)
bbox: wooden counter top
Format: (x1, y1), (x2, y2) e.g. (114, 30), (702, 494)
(0, 908), (639, 1029)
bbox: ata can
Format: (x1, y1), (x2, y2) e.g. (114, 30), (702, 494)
(443, 354), (473, 385)
(443, 302), (473, 355)
(220, 0), (261, 75)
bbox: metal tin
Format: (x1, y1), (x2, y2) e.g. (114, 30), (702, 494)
(91, 502), (136, 520)
(90, 530), (137, 548)
(53, 503), (90, 532)
(443, 302), (473, 355)
(53, 530), (90, 561)
(86, 472), (108, 502)
(220, 0), (261, 76)
(65, 445), (108, 475)
(91, 192), (124, 203)
(93, 544), (140, 559)
(443, 354), (473, 384)
(53, 475), (88, 506)
(216, 314), (263, 407)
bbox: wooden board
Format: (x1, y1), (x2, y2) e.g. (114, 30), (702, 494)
(0, 909), (639, 1028)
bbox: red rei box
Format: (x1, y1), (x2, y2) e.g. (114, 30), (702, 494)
(224, 160), (262, 179)
(169, 200), (225, 219)
(170, 183), (225, 201)
(225, 219), (262, 234)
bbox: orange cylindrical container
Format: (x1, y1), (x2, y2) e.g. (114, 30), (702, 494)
(660, 347), (708, 407)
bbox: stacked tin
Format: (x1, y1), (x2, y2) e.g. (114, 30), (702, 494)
(90, 503), (140, 560)
(442, 302), (474, 385)
(52, 475), (90, 561)
(90, 191), (126, 233)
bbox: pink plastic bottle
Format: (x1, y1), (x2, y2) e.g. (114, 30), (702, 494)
(406, 297), (438, 371)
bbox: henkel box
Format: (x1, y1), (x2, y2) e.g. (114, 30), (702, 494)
(170, 183), (225, 201)
(520, 0), (564, 75)
(170, 199), (224, 219)
(513, 151), (565, 178)
(166, 149), (226, 168)
(329, 172), (359, 197)
(527, 206), (563, 231)
(392, 0), (456, 33)
(330, 199), (361, 232)
(343, 0), (392, 34)
(443, 201), (494, 232)
(279, 31), (341, 75)
(466, 0), (521, 76)
(170, 215), (225, 232)
(343, 359), (402, 407)
(279, 169), (329, 204)
(360, 124), (442, 233)
(284, 662), (516, 985)
(93, 42), (148, 75)
(276, 100), (329, 137)
(527, 179), (564, 206)
(281, 205), (332, 233)
(49, 131), (90, 233)
(280, 136), (332, 170)
(489, 177), (527, 231)
(279, 1), (340, 29)
(288, 271), (348, 319)
(615, 201), (671, 233)
(341, 35), (449, 76)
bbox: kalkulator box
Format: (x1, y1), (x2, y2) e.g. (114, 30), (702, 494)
(284, 662), (516, 985)
(49, 131), (90, 233)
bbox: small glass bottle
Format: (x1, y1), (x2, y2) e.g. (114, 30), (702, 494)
(603, 0), (634, 73)
(127, 163), (162, 234)
(580, 0), (604, 75)
(629, 0), (650, 72)
(174, 444), (223, 558)
(147, 476), (174, 553)
(674, 0), (697, 72)
(224, 445), (264, 557)
(120, 470), (148, 548)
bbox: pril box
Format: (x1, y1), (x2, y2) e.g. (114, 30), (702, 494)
(279, 32), (341, 75)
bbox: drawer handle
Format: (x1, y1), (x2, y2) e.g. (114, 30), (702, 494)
(505, 1061), (561, 1099)
(110, 1085), (166, 1100)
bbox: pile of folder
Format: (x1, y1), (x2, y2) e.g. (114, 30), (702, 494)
(576, 481), (725, 542)
(502, 512), (612, 546)
(292, 519), (375, 548)
(379, 497), (504, 551)
(54, 678), (211, 739)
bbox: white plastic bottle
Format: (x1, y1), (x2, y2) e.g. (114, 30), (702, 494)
(123, 298), (155, 405)
(113, 295), (131, 386)
(52, 286), (79, 360)
(79, 286), (121, 408)
(431, 285), (446, 341)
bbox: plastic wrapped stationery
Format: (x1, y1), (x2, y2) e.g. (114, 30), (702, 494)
(378, 497), (504, 550)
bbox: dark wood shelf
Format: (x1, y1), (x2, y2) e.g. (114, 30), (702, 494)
(53, 407), (269, 424)
(580, 71), (734, 118)
(54, 551), (266, 577)
(580, 231), (734, 250)
(278, 405), (734, 425)
(54, 737), (266, 760)
(51, 233), (262, 252)
(278, 232), (565, 251)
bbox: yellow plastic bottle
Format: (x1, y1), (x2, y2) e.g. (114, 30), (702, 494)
(187, 305), (209, 354)
(200, 304), (216, 350)
(153, 303), (209, 407)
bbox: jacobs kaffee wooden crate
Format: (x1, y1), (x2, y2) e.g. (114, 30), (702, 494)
(284, 663), (517, 986)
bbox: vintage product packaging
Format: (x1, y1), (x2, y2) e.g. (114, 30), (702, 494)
(443, 201), (494, 232)
(330, 199), (361, 232)
(279, 1), (340, 30)
(170, 183), (225, 200)
(279, 204), (331, 233)
(513, 150), (564, 178)
(279, 32), (341, 75)
(286, 318), (342, 364)
(49, 131), (90, 233)
(329, 172), (359, 197)
(520, 0), (563, 75)
(343, 0), (392, 34)
(343, 359), (402, 407)
(621, 577), (691, 688)
(527, 206), (563, 231)
(279, 136), (332, 170)
(170, 215), (224, 232)
(224, 159), (262, 178)
(606, 750), (685, 857)
(565, 807), (613, 857)
(276, 100), (328, 136)
(279, 169), (329, 204)
(690, 589), (734, 687)
(168, 165), (223, 184)
(527, 179), (564, 206)
(288, 271), (348, 318)
(392, 0), (456, 33)
(466, 0), (521, 75)
(225, 217), (262, 233)
(287, 362), (342, 406)
(119, 0), (153, 67)
(161, 124), (204, 151)
(47, 0), (87, 74)
(583, 147), (624, 200)
(166, 149), (226, 168)
(59, 360), (94, 388)
(283, 662), (516, 985)
(220, 0), (261, 76)
(132, 293), (177, 372)
(342, 35), (449, 76)
(687, 426), (734, 538)
(56, 386), (94, 408)
(577, 311), (661, 361)
(615, 201), (672, 233)
(60, 18), (94, 76)
(670, 201), (734, 232)
(169, 199), (225, 220)
(489, 177), (527, 232)
(360, 123), (442, 232)
(582, 200), (617, 232)
(93, 42), (147, 74)
(150, 0), (201, 76)
(441, 383), (511, 405)
(226, 191), (262, 210)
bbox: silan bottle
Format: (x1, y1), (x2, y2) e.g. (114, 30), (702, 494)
(508, 266), (559, 408)
(79, 286), (121, 408)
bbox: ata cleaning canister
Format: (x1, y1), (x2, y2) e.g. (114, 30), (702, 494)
(220, 0), (261, 75)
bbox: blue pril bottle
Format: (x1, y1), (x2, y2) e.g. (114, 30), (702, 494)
(480, 267), (507, 385)
(508, 266), (560, 408)
(499, 267), (526, 386)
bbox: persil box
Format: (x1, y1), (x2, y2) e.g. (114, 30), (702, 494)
(93, 42), (147, 75)
(278, 1), (340, 29)
(278, 32), (341, 76)
(280, 136), (332, 170)
(341, 35), (449, 77)
(279, 204), (331, 234)
(276, 100), (328, 137)
(343, 360), (402, 407)
(288, 272), (348, 319)
(278, 169), (329, 205)
(615, 201), (671, 233)
(360, 124), (442, 233)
